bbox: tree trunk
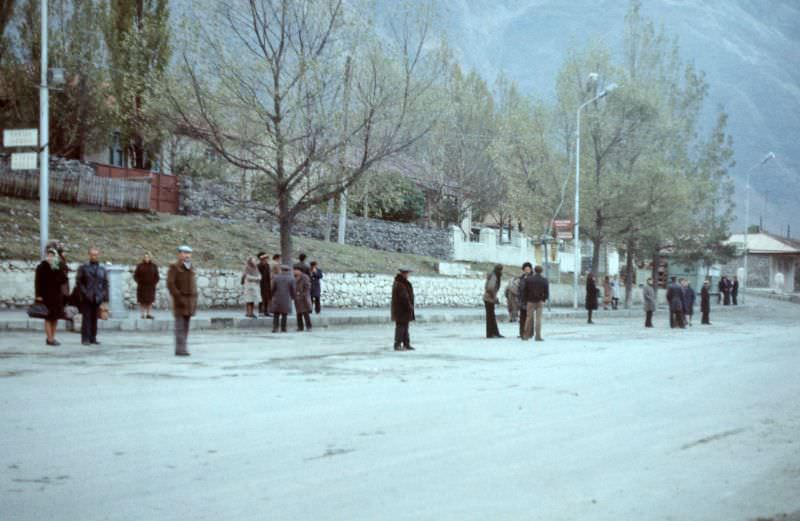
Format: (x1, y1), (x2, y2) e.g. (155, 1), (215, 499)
(651, 249), (660, 301)
(591, 235), (602, 277)
(278, 192), (293, 261)
(624, 239), (634, 309)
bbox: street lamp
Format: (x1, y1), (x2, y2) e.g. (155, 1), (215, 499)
(572, 81), (619, 309)
(742, 151), (774, 304)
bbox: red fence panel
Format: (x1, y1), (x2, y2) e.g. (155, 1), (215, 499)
(92, 163), (179, 214)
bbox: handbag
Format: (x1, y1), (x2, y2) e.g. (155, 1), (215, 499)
(99, 303), (110, 320)
(27, 302), (50, 319)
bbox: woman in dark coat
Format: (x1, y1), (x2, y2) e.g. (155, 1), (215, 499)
(269, 265), (296, 333)
(700, 279), (711, 325)
(391, 268), (415, 351)
(585, 273), (599, 324)
(35, 248), (68, 346)
(134, 252), (160, 319)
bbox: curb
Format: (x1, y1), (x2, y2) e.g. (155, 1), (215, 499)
(0, 303), (747, 333)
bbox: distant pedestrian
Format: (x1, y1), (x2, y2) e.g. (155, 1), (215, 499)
(722, 276), (732, 305)
(682, 279), (695, 326)
(483, 264), (504, 338)
(717, 276), (725, 305)
(700, 280), (711, 324)
(77, 247), (108, 346)
(270, 265), (295, 333)
(505, 274), (520, 323)
(310, 261), (323, 314)
(133, 252), (159, 319)
(602, 276), (612, 310)
(293, 266), (312, 331)
(731, 275), (739, 305)
(242, 256), (261, 318)
(642, 277), (656, 328)
(167, 246), (197, 356)
(611, 275), (621, 310)
(391, 267), (415, 351)
(666, 277), (685, 329)
(34, 247), (68, 346)
(520, 265), (549, 341)
(516, 263), (533, 338)
(585, 273), (599, 324)
(295, 252), (311, 276)
(257, 252), (272, 316)
(51, 241), (75, 332)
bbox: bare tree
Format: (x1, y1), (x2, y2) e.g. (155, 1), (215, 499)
(161, 0), (442, 258)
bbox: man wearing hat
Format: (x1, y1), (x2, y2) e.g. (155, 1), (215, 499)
(391, 267), (415, 351)
(167, 245), (197, 356)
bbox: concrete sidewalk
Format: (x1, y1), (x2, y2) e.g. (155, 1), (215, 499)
(0, 301), (748, 332)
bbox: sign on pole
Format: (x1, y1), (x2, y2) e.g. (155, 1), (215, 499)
(552, 219), (574, 240)
(11, 152), (38, 170)
(3, 129), (38, 148)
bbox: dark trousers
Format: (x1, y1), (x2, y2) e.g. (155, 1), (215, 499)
(394, 321), (410, 347)
(485, 301), (500, 338)
(645, 310), (653, 327)
(723, 292), (731, 305)
(259, 292), (271, 315)
(701, 310), (710, 324)
(174, 315), (191, 354)
(732, 292), (738, 305)
(297, 312), (312, 331)
(80, 302), (99, 342)
(312, 297), (321, 314)
(518, 307), (527, 338)
(670, 309), (685, 328)
(272, 313), (287, 331)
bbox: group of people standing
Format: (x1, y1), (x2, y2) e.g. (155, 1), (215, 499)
(33, 244), (325, 356)
(486, 263), (551, 341)
(717, 275), (739, 306)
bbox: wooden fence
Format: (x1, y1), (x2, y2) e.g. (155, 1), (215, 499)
(0, 170), (151, 210)
(94, 164), (179, 213)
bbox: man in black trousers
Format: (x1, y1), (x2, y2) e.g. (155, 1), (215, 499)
(700, 279), (712, 325)
(77, 247), (108, 345)
(666, 276), (685, 329)
(391, 267), (415, 351)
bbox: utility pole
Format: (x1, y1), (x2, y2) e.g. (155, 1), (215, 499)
(39, 0), (49, 259)
(337, 56), (352, 245)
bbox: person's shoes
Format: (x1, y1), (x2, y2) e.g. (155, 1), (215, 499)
(281, 329), (287, 333)
(404, 345), (415, 351)
(81, 341), (90, 346)
(535, 337), (544, 342)
(272, 328), (278, 333)
(90, 340), (100, 345)
(587, 320), (594, 324)
(393, 344), (404, 351)
(265, 313), (272, 317)
(175, 352), (190, 357)
(146, 315), (155, 320)
(46, 339), (60, 346)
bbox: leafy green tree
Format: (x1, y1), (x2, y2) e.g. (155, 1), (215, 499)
(348, 170), (425, 222)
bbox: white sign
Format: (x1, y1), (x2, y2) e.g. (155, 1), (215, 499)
(11, 152), (38, 170)
(3, 128), (38, 148)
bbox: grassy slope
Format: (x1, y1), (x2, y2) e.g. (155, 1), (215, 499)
(0, 196), (503, 275)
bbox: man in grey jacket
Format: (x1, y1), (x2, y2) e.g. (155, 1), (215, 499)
(77, 247), (108, 345)
(642, 277), (656, 328)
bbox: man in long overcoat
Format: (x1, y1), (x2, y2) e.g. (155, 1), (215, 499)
(666, 277), (685, 329)
(294, 266), (312, 331)
(270, 265), (295, 333)
(391, 267), (415, 351)
(167, 245), (197, 356)
(642, 277), (656, 328)
(700, 279), (712, 325)
(483, 264), (504, 338)
(257, 252), (272, 316)
(585, 273), (599, 324)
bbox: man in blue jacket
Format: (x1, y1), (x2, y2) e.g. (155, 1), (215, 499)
(77, 247), (108, 345)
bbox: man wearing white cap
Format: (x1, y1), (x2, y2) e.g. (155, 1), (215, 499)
(167, 245), (197, 356)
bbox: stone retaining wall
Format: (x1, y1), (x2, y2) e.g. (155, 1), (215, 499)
(0, 260), (642, 310)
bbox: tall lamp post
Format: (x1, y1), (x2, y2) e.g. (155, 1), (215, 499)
(572, 82), (618, 309)
(39, 0), (49, 259)
(743, 151), (775, 304)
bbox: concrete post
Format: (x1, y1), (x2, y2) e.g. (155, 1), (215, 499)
(107, 265), (128, 318)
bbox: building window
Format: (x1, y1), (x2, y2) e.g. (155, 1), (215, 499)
(108, 132), (124, 167)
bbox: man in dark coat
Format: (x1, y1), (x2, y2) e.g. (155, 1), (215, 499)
(722, 276), (732, 305)
(681, 279), (696, 326)
(731, 275), (739, 305)
(167, 246), (197, 356)
(717, 276), (725, 304)
(520, 265), (549, 341)
(77, 247), (108, 345)
(257, 252), (272, 317)
(642, 277), (656, 328)
(310, 261), (323, 314)
(700, 279), (711, 325)
(294, 266), (312, 332)
(585, 273), (599, 324)
(270, 265), (296, 333)
(516, 263), (533, 338)
(483, 264), (504, 338)
(391, 267), (415, 351)
(666, 277), (685, 329)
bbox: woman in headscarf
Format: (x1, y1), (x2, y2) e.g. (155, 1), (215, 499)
(242, 256), (262, 318)
(133, 252), (160, 319)
(35, 248), (68, 346)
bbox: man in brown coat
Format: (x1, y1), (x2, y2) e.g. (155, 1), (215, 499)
(293, 266), (312, 332)
(167, 245), (197, 356)
(391, 267), (415, 351)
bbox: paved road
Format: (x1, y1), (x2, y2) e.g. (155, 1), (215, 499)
(1, 297), (798, 520)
